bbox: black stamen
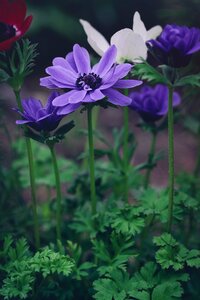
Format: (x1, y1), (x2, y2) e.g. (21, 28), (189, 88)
(76, 72), (102, 90)
(0, 22), (16, 43)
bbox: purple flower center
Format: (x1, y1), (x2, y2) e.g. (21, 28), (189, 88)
(76, 73), (102, 91)
(0, 22), (16, 43)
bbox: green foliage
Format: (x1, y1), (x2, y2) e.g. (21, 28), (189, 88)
(0, 236), (74, 299)
(137, 188), (198, 223)
(92, 232), (135, 276)
(93, 262), (189, 300)
(154, 233), (200, 270)
(111, 205), (145, 236)
(132, 61), (169, 85)
(0, 39), (38, 90)
(174, 73), (200, 87)
(12, 138), (78, 188)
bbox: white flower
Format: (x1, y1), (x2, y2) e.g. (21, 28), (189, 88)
(80, 11), (162, 64)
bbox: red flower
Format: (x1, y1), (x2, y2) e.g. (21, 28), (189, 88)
(0, 0), (32, 51)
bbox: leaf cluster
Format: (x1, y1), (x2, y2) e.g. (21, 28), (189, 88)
(154, 233), (200, 270)
(0, 236), (75, 299)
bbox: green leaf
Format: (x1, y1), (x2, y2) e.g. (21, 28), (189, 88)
(132, 61), (169, 85)
(111, 205), (145, 237)
(152, 281), (183, 300)
(175, 73), (200, 87)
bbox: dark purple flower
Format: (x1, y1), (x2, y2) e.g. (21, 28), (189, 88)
(129, 84), (181, 123)
(40, 44), (142, 115)
(147, 24), (200, 67)
(16, 92), (79, 132)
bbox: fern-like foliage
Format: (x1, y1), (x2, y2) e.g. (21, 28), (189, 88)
(154, 233), (200, 270)
(93, 262), (189, 300)
(0, 236), (75, 299)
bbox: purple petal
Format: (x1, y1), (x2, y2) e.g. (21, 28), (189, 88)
(92, 45), (117, 77)
(186, 42), (200, 54)
(57, 103), (81, 115)
(40, 76), (59, 89)
(52, 91), (77, 107)
(22, 98), (43, 119)
(103, 88), (132, 106)
(68, 90), (87, 103)
(16, 119), (31, 125)
(113, 63), (132, 79)
(90, 89), (105, 101)
(45, 92), (60, 112)
(46, 66), (77, 87)
(52, 57), (77, 74)
(113, 79), (143, 88)
(65, 52), (78, 72)
(73, 44), (91, 74)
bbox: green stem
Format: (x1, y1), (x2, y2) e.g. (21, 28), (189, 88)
(167, 85), (174, 233)
(14, 90), (40, 249)
(49, 146), (62, 242)
(87, 106), (97, 215)
(194, 131), (200, 177)
(123, 104), (129, 203)
(144, 130), (157, 189)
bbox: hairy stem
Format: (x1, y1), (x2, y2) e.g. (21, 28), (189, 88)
(87, 106), (97, 215)
(167, 85), (174, 233)
(49, 146), (62, 242)
(14, 90), (40, 249)
(144, 130), (157, 189)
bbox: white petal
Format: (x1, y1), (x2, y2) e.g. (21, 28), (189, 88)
(132, 11), (147, 41)
(147, 25), (162, 40)
(110, 29), (147, 63)
(79, 19), (110, 56)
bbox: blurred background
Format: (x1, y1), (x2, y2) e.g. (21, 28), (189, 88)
(1, 0), (200, 187)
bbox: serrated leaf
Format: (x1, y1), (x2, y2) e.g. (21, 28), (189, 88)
(132, 61), (169, 85)
(175, 73), (200, 87)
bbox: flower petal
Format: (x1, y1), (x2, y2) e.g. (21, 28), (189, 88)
(80, 19), (110, 56)
(147, 25), (162, 40)
(68, 90), (87, 104)
(90, 89), (105, 101)
(57, 103), (81, 115)
(113, 79), (143, 88)
(46, 66), (77, 87)
(132, 11), (147, 41)
(92, 45), (117, 77)
(111, 29), (147, 63)
(52, 91), (77, 107)
(103, 88), (132, 106)
(73, 44), (91, 74)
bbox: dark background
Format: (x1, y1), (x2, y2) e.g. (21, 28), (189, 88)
(26, 0), (200, 72)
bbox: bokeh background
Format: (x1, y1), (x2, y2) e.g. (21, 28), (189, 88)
(1, 0), (200, 187)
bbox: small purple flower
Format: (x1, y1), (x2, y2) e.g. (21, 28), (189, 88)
(16, 92), (79, 132)
(40, 44), (142, 114)
(148, 24), (200, 67)
(129, 84), (181, 123)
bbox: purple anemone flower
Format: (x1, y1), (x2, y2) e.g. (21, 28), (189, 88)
(129, 84), (181, 123)
(16, 92), (79, 132)
(40, 44), (142, 115)
(147, 24), (200, 67)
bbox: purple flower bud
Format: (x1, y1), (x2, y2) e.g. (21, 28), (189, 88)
(15, 92), (79, 132)
(129, 84), (181, 123)
(147, 24), (200, 67)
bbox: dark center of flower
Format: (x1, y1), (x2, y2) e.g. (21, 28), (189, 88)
(0, 22), (16, 43)
(76, 73), (102, 91)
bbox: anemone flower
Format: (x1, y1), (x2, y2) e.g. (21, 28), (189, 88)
(147, 24), (200, 67)
(40, 44), (142, 115)
(0, 0), (32, 51)
(79, 11), (162, 63)
(129, 84), (181, 123)
(16, 92), (79, 132)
